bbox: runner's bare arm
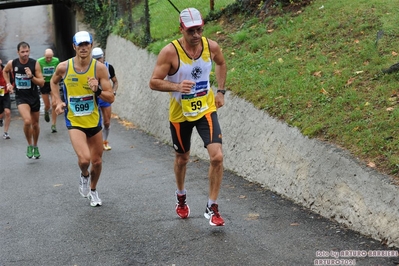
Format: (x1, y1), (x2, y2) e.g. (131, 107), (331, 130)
(111, 76), (118, 94)
(94, 62), (114, 104)
(209, 39), (227, 108)
(3, 60), (14, 94)
(33, 61), (45, 87)
(149, 44), (193, 94)
(50, 61), (67, 114)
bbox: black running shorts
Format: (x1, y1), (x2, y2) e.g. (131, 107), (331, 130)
(170, 111), (222, 154)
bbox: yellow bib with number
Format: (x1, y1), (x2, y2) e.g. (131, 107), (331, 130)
(181, 85), (209, 117)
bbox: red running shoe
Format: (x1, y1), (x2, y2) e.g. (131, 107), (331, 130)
(204, 203), (225, 226)
(175, 193), (190, 219)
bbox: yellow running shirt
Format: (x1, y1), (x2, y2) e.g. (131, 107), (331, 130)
(167, 37), (216, 123)
(63, 58), (101, 128)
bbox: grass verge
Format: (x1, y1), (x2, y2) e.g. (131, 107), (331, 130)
(148, 0), (399, 181)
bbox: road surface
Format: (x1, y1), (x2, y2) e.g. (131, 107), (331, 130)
(0, 4), (398, 266)
(0, 100), (398, 265)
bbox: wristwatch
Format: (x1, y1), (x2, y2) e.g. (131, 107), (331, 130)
(217, 89), (226, 95)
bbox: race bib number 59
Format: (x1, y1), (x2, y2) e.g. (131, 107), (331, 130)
(181, 90), (209, 117)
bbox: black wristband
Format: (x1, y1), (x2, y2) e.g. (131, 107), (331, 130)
(217, 89), (226, 95)
(95, 87), (102, 97)
(29, 75), (34, 80)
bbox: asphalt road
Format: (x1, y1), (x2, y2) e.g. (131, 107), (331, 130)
(0, 99), (398, 266)
(0, 5), (398, 266)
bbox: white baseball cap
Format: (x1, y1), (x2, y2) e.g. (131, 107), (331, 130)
(92, 47), (104, 59)
(73, 31), (93, 46)
(179, 8), (204, 29)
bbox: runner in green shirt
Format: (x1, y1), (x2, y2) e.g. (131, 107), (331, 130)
(37, 49), (60, 132)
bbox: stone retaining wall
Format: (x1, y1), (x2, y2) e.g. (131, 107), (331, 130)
(106, 34), (399, 247)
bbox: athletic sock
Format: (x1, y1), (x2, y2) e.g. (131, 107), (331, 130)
(176, 189), (186, 195)
(103, 127), (110, 141)
(208, 199), (217, 207)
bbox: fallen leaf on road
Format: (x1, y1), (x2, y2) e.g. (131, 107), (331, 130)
(119, 120), (135, 129)
(245, 213), (260, 221)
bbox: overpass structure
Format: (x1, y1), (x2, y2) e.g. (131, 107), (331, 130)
(0, 0), (77, 61)
(0, 0), (71, 9)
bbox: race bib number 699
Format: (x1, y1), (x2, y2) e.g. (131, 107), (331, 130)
(69, 94), (95, 116)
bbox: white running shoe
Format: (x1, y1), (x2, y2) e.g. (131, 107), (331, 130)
(88, 190), (102, 207)
(79, 173), (90, 198)
(103, 140), (112, 151)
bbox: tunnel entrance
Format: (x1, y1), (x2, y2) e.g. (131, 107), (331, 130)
(52, 2), (76, 61)
(0, 2), (77, 62)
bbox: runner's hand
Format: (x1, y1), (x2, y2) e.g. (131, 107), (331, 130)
(24, 67), (33, 78)
(215, 93), (224, 108)
(178, 80), (195, 94)
(6, 83), (13, 94)
(87, 77), (99, 92)
(55, 102), (66, 115)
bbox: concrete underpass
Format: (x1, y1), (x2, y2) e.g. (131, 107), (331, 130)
(0, 0), (77, 61)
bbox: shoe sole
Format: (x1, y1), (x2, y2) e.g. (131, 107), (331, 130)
(204, 212), (225, 226)
(88, 195), (102, 206)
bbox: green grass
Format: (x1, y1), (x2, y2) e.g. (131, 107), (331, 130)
(148, 0), (235, 41)
(146, 0), (399, 179)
